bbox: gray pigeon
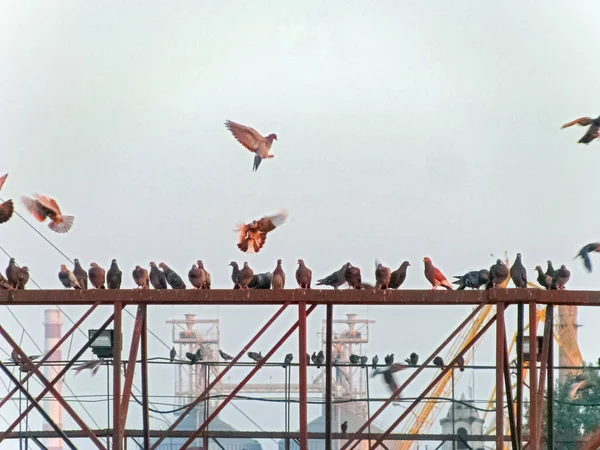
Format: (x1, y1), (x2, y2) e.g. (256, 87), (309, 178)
(545, 261), (556, 278)
(404, 352), (419, 366)
(384, 354), (394, 365)
(149, 262), (168, 289)
(249, 272), (272, 289)
(248, 351), (263, 362)
(433, 356), (444, 369)
(509, 253), (527, 288)
(487, 259), (509, 289)
(551, 265), (571, 290)
(456, 355), (465, 372)
(349, 354), (360, 364)
(371, 355), (379, 369)
(107, 259), (122, 289)
(341, 421), (348, 435)
(389, 261), (410, 289)
(535, 266), (552, 290)
(311, 352), (317, 365)
(359, 355), (368, 368)
(73, 259), (88, 290)
(315, 350), (324, 368)
(453, 269), (489, 290)
(185, 352), (198, 364)
(59, 264), (81, 289)
(316, 263), (350, 289)
(282, 353), (293, 368)
(169, 347), (176, 362)
(159, 263), (186, 289)
(229, 261), (241, 288)
(219, 350), (233, 361)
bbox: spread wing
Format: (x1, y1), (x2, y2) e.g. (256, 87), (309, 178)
(34, 194), (62, 215)
(0, 173), (7, 191)
(225, 120), (264, 152)
(561, 117), (593, 129)
(258, 210), (288, 232)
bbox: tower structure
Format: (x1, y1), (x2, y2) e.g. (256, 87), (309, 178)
(439, 393), (484, 450)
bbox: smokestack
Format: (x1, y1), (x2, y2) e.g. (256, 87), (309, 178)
(43, 309), (63, 450)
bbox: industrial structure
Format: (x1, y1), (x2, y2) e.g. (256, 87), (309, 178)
(0, 288), (595, 450)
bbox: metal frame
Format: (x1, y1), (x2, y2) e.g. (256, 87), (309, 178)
(0, 288), (594, 450)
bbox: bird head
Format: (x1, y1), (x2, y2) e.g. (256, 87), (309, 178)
(150, 261), (157, 268)
(60, 264), (68, 272)
(111, 259), (117, 265)
(297, 259), (304, 266)
(197, 260), (204, 268)
(74, 258), (80, 265)
(9, 258), (15, 264)
(535, 265), (543, 273)
(135, 265), (142, 270)
(159, 262), (168, 269)
(191, 264), (198, 270)
(267, 133), (278, 141)
(229, 261), (238, 269)
(243, 262), (249, 268)
(21, 266), (29, 272)
(516, 253), (522, 259)
(423, 257), (431, 264)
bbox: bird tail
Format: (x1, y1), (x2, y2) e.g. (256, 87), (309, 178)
(0, 199), (14, 224)
(0, 173), (6, 190)
(575, 250), (593, 272)
(49, 215), (75, 233)
(441, 280), (453, 290)
(253, 154), (262, 172)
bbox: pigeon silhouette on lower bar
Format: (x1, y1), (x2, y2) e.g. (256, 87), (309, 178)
(219, 350), (233, 361)
(282, 353), (293, 368)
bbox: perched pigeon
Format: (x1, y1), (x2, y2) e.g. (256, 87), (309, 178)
(344, 263), (362, 289)
(433, 356), (444, 369)
(306, 353), (311, 365)
(229, 261), (241, 289)
(405, 352), (419, 366)
(456, 355), (465, 372)
(195, 347), (204, 361)
(272, 259), (286, 289)
(5, 258), (21, 288)
(375, 263), (391, 290)
(248, 351), (263, 362)
(0, 272), (13, 290)
(316, 263), (350, 289)
(561, 115), (600, 144)
(551, 265), (571, 290)
(149, 262), (168, 289)
(15, 267), (28, 289)
(371, 355), (379, 369)
(159, 263), (186, 289)
(349, 354), (360, 364)
(389, 261), (410, 289)
(510, 253), (528, 288)
(197, 260), (211, 289)
(21, 193), (74, 233)
(0, 174), (14, 224)
(487, 259), (509, 289)
(311, 352), (317, 365)
(235, 210), (288, 254)
(384, 354), (395, 365)
(188, 264), (206, 289)
(453, 270), (489, 290)
(132, 266), (150, 289)
(545, 261), (556, 279)
(282, 353), (293, 368)
(107, 259), (122, 289)
(170, 347), (176, 362)
(11, 349), (41, 373)
(341, 421), (348, 435)
(238, 262), (254, 289)
(185, 352), (199, 364)
(423, 257), (452, 290)
(296, 259), (312, 289)
(359, 356), (368, 368)
(316, 351), (325, 368)
(73, 259), (88, 290)
(576, 243), (600, 272)
(74, 359), (104, 376)
(225, 119), (278, 171)
(59, 264), (81, 289)
(88, 263), (106, 289)
(248, 272), (272, 289)
(371, 363), (409, 394)
(219, 350), (233, 361)
(534, 266), (552, 290)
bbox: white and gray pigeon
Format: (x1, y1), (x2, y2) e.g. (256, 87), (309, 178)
(58, 264), (81, 289)
(316, 263), (350, 289)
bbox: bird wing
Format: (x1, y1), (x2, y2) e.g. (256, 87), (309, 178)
(34, 194), (62, 215)
(562, 117), (593, 128)
(580, 123), (600, 143)
(569, 380), (585, 399)
(225, 120), (264, 152)
(434, 267), (449, 283)
(0, 173), (6, 191)
(258, 210), (288, 231)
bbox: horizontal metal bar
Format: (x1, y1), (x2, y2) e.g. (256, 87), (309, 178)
(0, 288), (597, 305)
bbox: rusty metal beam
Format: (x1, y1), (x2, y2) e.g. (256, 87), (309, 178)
(496, 303), (505, 449)
(1, 288), (598, 305)
(178, 304), (319, 450)
(113, 302), (123, 450)
(504, 333), (518, 450)
(547, 305), (554, 450)
(298, 301), (309, 450)
(529, 302), (538, 450)
(516, 302), (524, 449)
(140, 305), (150, 450)
(325, 302), (333, 450)
(535, 304), (552, 447)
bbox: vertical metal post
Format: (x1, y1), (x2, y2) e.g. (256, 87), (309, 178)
(140, 305), (150, 450)
(451, 368), (455, 450)
(113, 302), (122, 450)
(547, 304), (554, 450)
(298, 301), (309, 450)
(504, 335), (518, 450)
(516, 303), (524, 449)
(529, 301), (538, 450)
(326, 303), (333, 450)
(203, 364), (209, 450)
(496, 302), (505, 449)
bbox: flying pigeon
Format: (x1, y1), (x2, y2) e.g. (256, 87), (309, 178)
(229, 261), (241, 289)
(535, 266), (552, 290)
(341, 421), (348, 435)
(149, 262), (168, 289)
(21, 194), (74, 233)
(568, 372), (597, 399)
(197, 260), (211, 289)
(219, 350), (233, 361)
(224, 119), (278, 171)
(159, 263), (186, 289)
(389, 261), (410, 289)
(433, 356), (444, 369)
(185, 352), (198, 364)
(359, 356), (368, 368)
(238, 262), (254, 289)
(248, 351), (263, 362)
(371, 355), (379, 369)
(375, 263), (391, 290)
(282, 353), (293, 368)
(423, 257), (452, 290)
(296, 259), (312, 289)
(272, 259), (286, 289)
(132, 265), (150, 289)
(510, 253), (527, 288)
(11, 349), (41, 373)
(235, 210), (288, 254)
(107, 259), (122, 289)
(0, 174), (14, 224)
(195, 347), (204, 361)
(170, 347), (176, 362)
(405, 352), (419, 366)
(551, 265), (571, 290)
(74, 359), (104, 376)
(344, 263), (362, 289)
(576, 243), (600, 272)
(371, 363), (409, 394)
(453, 270), (489, 290)
(456, 355), (465, 372)
(188, 264), (206, 289)
(316, 263), (350, 289)
(349, 354), (360, 364)
(546, 261), (556, 278)
(316, 350), (325, 368)
(73, 259), (88, 290)
(384, 354), (395, 365)
(59, 264), (81, 289)
(88, 263), (106, 289)
(561, 115), (600, 144)
(487, 259), (509, 289)
(249, 272), (272, 289)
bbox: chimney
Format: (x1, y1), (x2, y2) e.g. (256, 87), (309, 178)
(43, 309), (63, 450)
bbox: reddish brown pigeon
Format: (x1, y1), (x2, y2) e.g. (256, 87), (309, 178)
(296, 259), (312, 289)
(88, 263), (106, 289)
(272, 259), (286, 289)
(375, 262), (391, 290)
(0, 174), (14, 224)
(225, 120), (278, 171)
(423, 257), (453, 290)
(238, 262), (254, 289)
(344, 263), (362, 289)
(197, 260), (211, 289)
(21, 194), (74, 233)
(188, 264), (206, 289)
(561, 115), (600, 144)
(235, 210), (288, 254)
(132, 265), (150, 289)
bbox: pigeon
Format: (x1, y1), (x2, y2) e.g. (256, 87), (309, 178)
(568, 372), (597, 399)
(197, 260), (211, 289)
(238, 262), (254, 289)
(224, 119), (278, 171)
(375, 263), (391, 290)
(249, 272), (272, 289)
(359, 356), (368, 368)
(371, 355), (379, 369)
(316, 263), (350, 289)
(9, 263), (29, 290)
(88, 263), (106, 289)
(74, 359), (104, 376)
(149, 262), (168, 289)
(188, 264), (206, 289)
(384, 354), (395, 365)
(16, 267), (28, 290)
(344, 263), (362, 289)
(296, 259), (312, 289)
(170, 347), (176, 362)
(248, 351), (263, 362)
(456, 355), (465, 372)
(333, 353), (341, 365)
(229, 261), (241, 289)
(73, 259), (88, 289)
(185, 352), (198, 364)
(5, 258), (21, 288)
(487, 259), (509, 289)
(341, 421), (348, 435)
(235, 210), (288, 253)
(107, 259), (122, 289)
(59, 264), (81, 289)
(0, 174), (14, 224)
(423, 257), (452, 290)
(561, 115), (600, 144)
(576, 243), (600, 272)
(132, 265), (150, 289)
(551, 265), (571, 290)
(282, 353), (293, 368)
(453, 270), (489, 290)
(534, 266), (552, 290)
(311, 352), (318, 365)
(371, 363), (409, 394)
(195, 347), (204, 361)
(315, 350), (325, 368)
(389, 261), (410, 289)
(219, 350), (233, 361)
(433, 356), (444, 369)
(349, 354), (360, 364)
(159, 263), (186, 289)
(21, 194), (74, 233)
(405, 352), (419, 366)
(545, 261), (556, 279)
(510, 253), (528, 288)
(272, 259), (286, 289)
(11, 349), (41, 373)
(0, 273), (13, 290)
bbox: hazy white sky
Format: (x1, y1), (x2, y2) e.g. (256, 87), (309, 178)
(1, 1), (600, 449)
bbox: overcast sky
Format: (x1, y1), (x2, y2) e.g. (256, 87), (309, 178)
(1, 1), (600, 449)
